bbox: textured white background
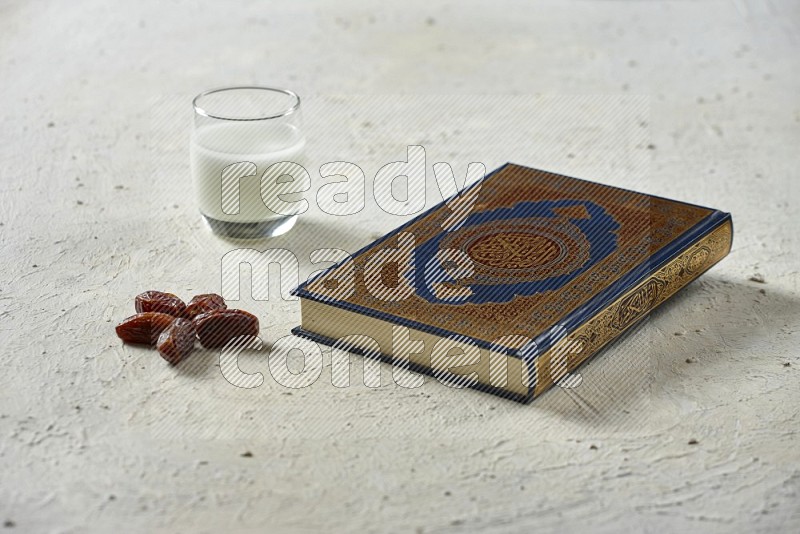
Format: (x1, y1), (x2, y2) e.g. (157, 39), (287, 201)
(1, 1), (799, 533)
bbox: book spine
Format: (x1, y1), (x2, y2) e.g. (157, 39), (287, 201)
(530, 215), (733, 400)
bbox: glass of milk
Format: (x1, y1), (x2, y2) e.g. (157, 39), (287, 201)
(191, 87), (306, 238)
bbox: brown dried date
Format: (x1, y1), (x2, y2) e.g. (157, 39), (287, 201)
(183, 293), (226, 320)
(115, 312), (175, 345)
(194, 309), (259, 349)
(156, 318), (196, 365)
(135, 291), (186, 317)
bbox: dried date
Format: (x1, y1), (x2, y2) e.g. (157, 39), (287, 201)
(183, 293), (226, 320)
(115, 312), (175, 345)
(156, 318), (196, 365)
(134, 291), (186, 317)
(194, 309), (259, 349)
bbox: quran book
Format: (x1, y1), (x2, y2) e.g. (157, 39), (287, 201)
(292, 163), (733, 402)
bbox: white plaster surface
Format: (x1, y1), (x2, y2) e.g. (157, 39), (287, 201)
(1, 1), (799, 532)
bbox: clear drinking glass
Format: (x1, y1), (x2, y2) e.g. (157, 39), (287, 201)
(191, 87), (305, 238)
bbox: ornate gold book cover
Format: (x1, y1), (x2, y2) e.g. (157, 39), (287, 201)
(292, 163), (733, 402)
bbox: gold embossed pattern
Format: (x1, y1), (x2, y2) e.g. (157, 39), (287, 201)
(468, 232), (562, 269)
(533, 220), (733, 396)
(304, 165), (715, 344)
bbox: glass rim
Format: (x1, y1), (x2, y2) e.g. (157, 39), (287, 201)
(192, 86), (301, 121)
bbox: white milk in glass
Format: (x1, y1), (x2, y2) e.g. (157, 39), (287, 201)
(190, 121), (306, 223)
